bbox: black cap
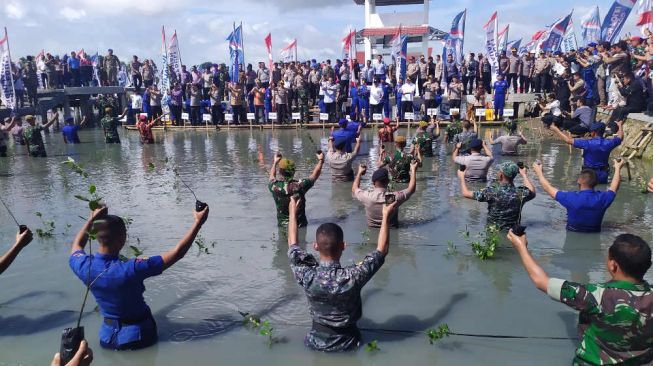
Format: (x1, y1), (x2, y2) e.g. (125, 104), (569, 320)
(469, 138), (483, 150)
(372, 168), (389, 182)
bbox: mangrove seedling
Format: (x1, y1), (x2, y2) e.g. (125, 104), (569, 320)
(365, 340), (380, 353)
(194, 235), (215, 255)
(147, 162), (156, 172)
(35, 211), (55, 238)
(426, 324), (451, 345)
(259, 320), (275, 348)
(444, 240), (458, 258)
(360, 229), (371, 244)
(62, 157), (102, 211)
(129, 246), (144, 257)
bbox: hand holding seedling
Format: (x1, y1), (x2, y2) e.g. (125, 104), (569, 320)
(613, 158), (626, 171)
(316, 151), (324, 162)
(16, 227), (33, 248)
(532, 161), (543, 175)
(89, 206), (108, 222)
(274, 153), (282, 164)
(358, 164), (367, 176)
(194, 205), (210, 226)
(51, 339), (93, 366)
(507, 229), (528, 250)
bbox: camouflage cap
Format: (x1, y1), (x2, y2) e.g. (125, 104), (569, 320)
(104, 107), (113, 113)
(418, 121), (428, 129)
(24, 115), (35, 121)
(395, 135), (407, 144)
(500, 161), (520, 179)
(279, 158), (296, 174)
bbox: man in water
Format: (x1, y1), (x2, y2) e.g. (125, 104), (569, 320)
(489, 122), (527, 156)
(69, 204), (209, 350)
(136, 114), (165, 144)
(379, 135), (415, 183)
(353, 161), (418, 228)
(550, 121), (624, 184)
(377, 117), (399, 144)
(0, 117), (18, 157)
(330, 118), (359, 154)
(23, 114), (59, 157)
(326, 136), (362, 182)
(452, 120), (478, 152)
(532, 159), (624, 232)
(507, 231), (653, 365)
(268, 152), (324, 227)
(0, 227), (33, 275)
(100, 107), (128, 144)
(62, 116), (87, 144)
(458, 161), (536, 229)
(410, 118), (440, 158)
(453, 138), (494, 182)
(287, 195), (397, 352)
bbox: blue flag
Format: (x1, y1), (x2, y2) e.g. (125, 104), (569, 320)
(601, 0), (636, 44)
(581, 6), (602, 45)
(541, 12), (573, 52)
(226, 25), (244, 83)
(391, 27), (407, 82)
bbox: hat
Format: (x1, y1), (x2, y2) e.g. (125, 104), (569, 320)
(631, 36), (642, 42)
(499, 162), (519, 179)
(24, 115), (35, 121)
(590, 122), (606, 133)
(383, 117), (391, 125)
(65, 116), (74, 122)
(468, 138), (483, 150)
(104, 107), (113, 113)
(108, 48), (113, 52)
(372, 168), (389, 183)
(138, 115), (148, 121)
(338, 118), (348, 127)
(553, 51), (562, 56)
(587, 42), (597, 47)
(578, 47), (586, 53)
(278, 158), (296, 174)
(418, 121), (428, 129)
(395, 135), (407, 144)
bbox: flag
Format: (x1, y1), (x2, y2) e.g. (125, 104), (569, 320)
(498, 24), (509, 51)
(581, 7), (602, 45)
(90, 52), (100, 86)
(342, 30), (356, 77)
(0, 29), (16, 111)
(391, 25), (407, 82)
(265, 33), (273, 73)
(506, 39), (522, 53)
(78, 48), (86, 59)
(601, 0), (637, 43)
(160, 26), (170, 114)
(280, 39), (297, 62)
(561, 18), (579, 52)
(540, 11), (573, 52)
(484, 11), (500, 76)
(35, 49), (45, 89)
(226, 24), (244, 82)
(168, 30), (182, 78)
(445, 10), (466, 66)
(637, 0), (653, 34)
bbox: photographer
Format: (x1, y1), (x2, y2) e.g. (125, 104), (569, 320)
(539, 93), (562, 128)
(560, 97), (593, 135)
(608, 73), (645, 133)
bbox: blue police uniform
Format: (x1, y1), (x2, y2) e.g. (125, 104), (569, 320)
(349, 86), (359, 118)
(395, 86), (403, 119)
(264, 88), (273, 118)
(493, 80), (509, 118)
(62, 125), (81, 144)
(381, 82), (391, 118)
(357, 85), (370, 120)
(555, 190), (616, 232)
(331, 127), (357, 153)
(69, 251), (164, 350)
(573, 137), (622, 184)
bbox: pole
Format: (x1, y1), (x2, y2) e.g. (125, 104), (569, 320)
(240, 21), (245, 65)
(295, 39), (298, 63)
(4, 28), (17, 111)
(175, 29), (184, 71)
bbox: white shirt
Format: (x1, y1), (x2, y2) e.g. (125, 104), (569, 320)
(130, 94), (143, 109)
(322, 83), (337, 103)
(401, 83), (416, 102)
(370, 85), (384, 105)
(545, 100), (561, 116)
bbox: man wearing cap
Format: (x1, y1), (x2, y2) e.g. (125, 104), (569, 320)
(103, 49), (120, 86)
(492, 74), (509, 121)
(507, 48), (521, 93)
(550, 121), (624, 184)
(608, 73), (645, 131)
(600, 42), (629, 78)
(532, 159), (624, 232)
(331, 119), (360, 154)
(379, 135), (415, 183)
(489, 121), (527, 156)
(378, 117), (399, 144)
(410, 118), (440, 158)
(327, 135), (362, 182)
(62, 116), (87, 144)
(352, 161), (418, 228)
(458, 161), (536, 229)
(519, 52), (534, 93)
(452, 120), (478, 152)
(0, 117), (17, 157)
(453, 138), (494, 182)
(533, 51), (551, 93)
(136, 114), (165, 144)
(23, 114), (58, 157)
(268, 152), (324, 227)
(100, 107), (128, 144)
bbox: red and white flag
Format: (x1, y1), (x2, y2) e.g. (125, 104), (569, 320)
(483, 12), (499, 75)
(342, 29), (356, 73)
(497, 24), (509, 51)
(637, 0), (653, 34)
(280, 39), (297, 62)
(78, 48), (86, 59)
(265, 33), (273, 71)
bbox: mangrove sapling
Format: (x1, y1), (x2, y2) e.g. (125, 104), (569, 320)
(34, 211), (55, 238)
(365, 340), (380, 353)
(259, 320), (275, 348)
(240, 313), (278, 348)
(444, 240), (458, 258)
(360, 228), (371, 244)
(194, 234), (215, 255)
(426, 324), (451, 345)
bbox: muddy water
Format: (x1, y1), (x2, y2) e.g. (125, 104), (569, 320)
(0, 124), (651, 365)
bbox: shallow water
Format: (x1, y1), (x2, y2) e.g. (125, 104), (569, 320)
(0, 124), (652, 366)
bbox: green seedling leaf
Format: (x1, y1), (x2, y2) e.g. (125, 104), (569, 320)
(35, 211), (42, 217)
(129, 246), (144, 257)
(88, 184), (96, 194)
(88, 200), (101, 211)
(365, 340), (380, 353)
(74, 195), (90, 202)
(148, 162), (155, 172)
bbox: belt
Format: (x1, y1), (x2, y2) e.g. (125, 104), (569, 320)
(104, 314), (152, 327)
(583, 165), (609, 172)
(311, 321), (359, 337)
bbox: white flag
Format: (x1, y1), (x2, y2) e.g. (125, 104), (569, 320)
(0, 33), (16, 110)
(561, 18), (578, 52)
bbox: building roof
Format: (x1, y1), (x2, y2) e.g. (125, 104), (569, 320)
(353, 0), (426, 5)
(361, 26), (429, 37)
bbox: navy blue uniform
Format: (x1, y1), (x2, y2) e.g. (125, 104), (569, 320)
(493, 80), (509, 118)
(573, 137), (622, 184)
(70, 251), (163, 350)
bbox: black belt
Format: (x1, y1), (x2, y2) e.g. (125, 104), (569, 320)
(311, 321), (359, 337)
(104, 314), (153, 327)
(583, 165), (609, 172)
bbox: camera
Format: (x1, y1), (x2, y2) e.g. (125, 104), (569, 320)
(384, 194), (396, 205)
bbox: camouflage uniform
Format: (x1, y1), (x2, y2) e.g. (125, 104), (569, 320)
(268, 178), (314, 227)
(295, 74), (309, 122)
(23, 125), (47, 157)
(100, 116), (121, 144)
(412, 125), (437, 157)
(382, 150), (414, 183)
(547, 279), (653, 365)
(97, 95), (118, 118)
(472, 183), (535, 229)
(288, 244), (385, 352)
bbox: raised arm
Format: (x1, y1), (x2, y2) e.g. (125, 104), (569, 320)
(352, 136), (362, 155)
(1, 117), (16, 131)
(507, 232), (549, 292)
(519, 166), (536, 195)
(482, 140), (493, 159)
(376, 201), (398, 256)
(608, 159), (625, 193)
(309, 151), (325, 182)
(452, 142), (461, 163)
(457, 169), (474, 199)
(161, 206), (209, 270)
(616, 121), (624, 141)
(269, 154), (281, 182)
(71, 207), (108, 254)
(327, 136), (335, 153)
(532, 162), (558, 199)
(550, 125), (574, 145)
(406, 160), (419, 196)
(0, 228), (33, 275)
(352, 164), (366, 195)
(43, 112), (59, 129)
(288, 196), (300, 247)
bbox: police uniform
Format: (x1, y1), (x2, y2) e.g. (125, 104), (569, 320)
(288, 244), (385, 352)
(493, 80), (509, 120)
(573, 133), (622, 184)
(101, 115), (121, 144)
(69, 251), (163, 350)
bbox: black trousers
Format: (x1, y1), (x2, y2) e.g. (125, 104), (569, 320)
(132, 74), (142, 90)
(401, 101), (413, 119)
(482, 72), (492, 94)
(462, 75), (474, 95)
(520, 76), (531, 93)
(325, 102), (336, 123)
(507, 73), (518, 93)
(276, 104), (288, 123)
(231, 105), (243, 124)
(171, 105), (182, 126)
(533, 73), (546, 93)
(211, 104), (224, 125)
(190, 106), (200, 125)
(254, 105), (266, 124)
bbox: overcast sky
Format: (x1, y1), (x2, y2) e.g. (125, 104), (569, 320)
(1, 0), (640, 65)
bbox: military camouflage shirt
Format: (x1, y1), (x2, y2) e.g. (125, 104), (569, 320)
(288, 244), (385, 352)
(453, 130), (477, 151)
(23, 125), (46, 157)
(101, 116), (121, 143)
(412, 126), (437, 157)
(472, 183), (535, 229)
(547, 279), (653, 365)
(382, 150), (414, 183)
(268, 178), (314, 227)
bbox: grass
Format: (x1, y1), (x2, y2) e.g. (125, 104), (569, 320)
(426, 324), (451, 345)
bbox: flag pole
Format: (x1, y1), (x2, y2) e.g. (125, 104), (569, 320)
(4, 27), (16, 111)
(295, 39), (298, 63)
(175, 29), (184, 70)
(240, 21), (245, 65)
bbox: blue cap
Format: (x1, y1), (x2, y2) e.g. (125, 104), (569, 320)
(554, 51), (562, 55)
(588, 42), (597, 47)
(65, 116), (74, 122)
(469, 138), (483, 150)
(578, 47), (585, 52)
(590, 122), (606, 133)
(372, 168), (389, 182)
(338, 118), (348, 127)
